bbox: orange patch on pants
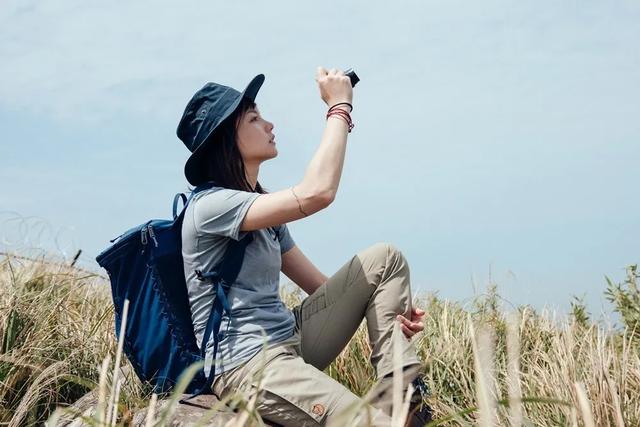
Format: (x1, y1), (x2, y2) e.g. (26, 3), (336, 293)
(312, 403), (325, 416)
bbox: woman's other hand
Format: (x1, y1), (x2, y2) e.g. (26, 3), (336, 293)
(397, 307), (425, 339)
(315, 66), (353, 109)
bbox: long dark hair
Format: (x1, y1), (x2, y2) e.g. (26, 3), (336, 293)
(187, 96), (268, 194)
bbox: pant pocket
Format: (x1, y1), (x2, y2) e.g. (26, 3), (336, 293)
(248, 351), (343, 426)
(302, 287), (328, 322)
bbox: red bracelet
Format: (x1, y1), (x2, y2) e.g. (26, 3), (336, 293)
(332, 113), (354, 132)
(328, 102), (353, 113)
(328, 104), (352, 113)
(327, 110), (352, 124)
(327, 111), (354, 132)
(326, 107), (354, 132)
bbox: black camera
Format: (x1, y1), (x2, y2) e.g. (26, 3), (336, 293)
(344, 68), (360, 87)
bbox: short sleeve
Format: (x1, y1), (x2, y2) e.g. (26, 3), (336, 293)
(278, 224), (295, 254)
(192, 188), (261, 240)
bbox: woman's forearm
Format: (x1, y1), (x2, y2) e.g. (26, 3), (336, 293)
(298, 105), (352, 201)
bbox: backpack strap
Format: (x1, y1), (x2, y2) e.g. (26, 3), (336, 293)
(172, 181), (219, 220)
(172, 193), (187, 220)
(178, 180), (253, 402)
(180, 225), (254, 403)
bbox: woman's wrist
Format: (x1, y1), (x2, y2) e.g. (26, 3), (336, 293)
(331, 105), (352, 113)
(326, 115), (349, 128)
(326, 104), (354, 133)
(328, 101), (353, 113)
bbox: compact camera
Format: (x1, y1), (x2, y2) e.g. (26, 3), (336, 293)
(344, 68), (360, 87)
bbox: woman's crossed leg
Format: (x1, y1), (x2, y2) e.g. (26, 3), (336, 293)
(213, 242), (422, 426)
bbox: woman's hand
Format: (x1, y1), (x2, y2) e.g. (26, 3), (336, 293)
(315, 66), (353, 108)
(397, 307), (425, 339)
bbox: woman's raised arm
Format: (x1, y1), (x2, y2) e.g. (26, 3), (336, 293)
(240, 67), (354, 232)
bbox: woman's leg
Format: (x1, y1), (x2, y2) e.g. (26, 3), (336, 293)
(210, 242), (421, 426)
(291, 242), (422, 380)
(212, 336), (393, 426)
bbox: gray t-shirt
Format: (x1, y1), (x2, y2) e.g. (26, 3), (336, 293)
(181, 185), (297, 376)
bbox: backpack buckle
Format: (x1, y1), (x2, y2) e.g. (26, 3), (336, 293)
(195, 270), (218, 281)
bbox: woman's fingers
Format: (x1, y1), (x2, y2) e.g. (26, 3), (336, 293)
(316, 66), (346, 79)
(397, 314), (424, 338)
(315, 65), (353, 107)
(315, 66), (328, 82)
(410, 307), (425, 322)
(401, 324), (418, 338)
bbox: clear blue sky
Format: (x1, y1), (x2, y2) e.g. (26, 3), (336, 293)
(1, 0), (638, 320)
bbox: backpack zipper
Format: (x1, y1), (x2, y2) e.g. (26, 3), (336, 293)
(147, 224), (159, 247)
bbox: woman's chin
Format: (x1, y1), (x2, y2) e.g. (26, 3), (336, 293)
(259, 152), (277, 163)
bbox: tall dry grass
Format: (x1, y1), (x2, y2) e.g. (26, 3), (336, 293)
(0, 251), (638, 426)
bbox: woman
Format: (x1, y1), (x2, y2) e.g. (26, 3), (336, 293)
(177, 67), (432, 426)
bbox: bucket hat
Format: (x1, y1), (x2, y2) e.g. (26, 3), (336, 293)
(177, 74), (265, 186)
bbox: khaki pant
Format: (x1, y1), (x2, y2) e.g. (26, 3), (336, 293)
(212, 242), (422, 426)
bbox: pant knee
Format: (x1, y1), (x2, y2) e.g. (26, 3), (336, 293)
(365, 242), (405, 265)
(359, 243), (409, 290)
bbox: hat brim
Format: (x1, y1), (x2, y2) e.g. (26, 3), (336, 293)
(184, 73), (265, 186)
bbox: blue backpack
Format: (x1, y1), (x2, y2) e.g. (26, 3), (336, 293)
(95, 182), (253, 399)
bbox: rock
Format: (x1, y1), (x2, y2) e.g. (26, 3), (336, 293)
(53, 388), (99, 426)
(131, 394), (237, 426)
(55, 363), (279, 427)
(130, 394), (282, 426)
(57, 392), (268, 427)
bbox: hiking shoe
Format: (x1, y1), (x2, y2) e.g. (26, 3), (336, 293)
(366, 365), (434, 425)
(405, 375), (433, 427)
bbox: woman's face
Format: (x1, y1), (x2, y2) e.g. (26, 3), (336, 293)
(235, 104), (277, 164)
